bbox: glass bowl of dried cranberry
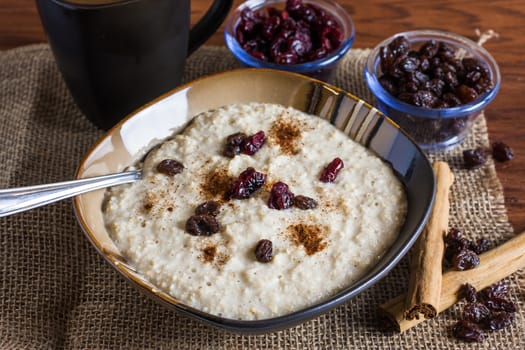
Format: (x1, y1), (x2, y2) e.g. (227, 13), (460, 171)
(364, 30), (501, 151)
(224, 0), (355, 83)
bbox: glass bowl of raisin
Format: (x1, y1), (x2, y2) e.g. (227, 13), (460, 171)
(224, 0), (355, 83)
(364, 30), (501, 151)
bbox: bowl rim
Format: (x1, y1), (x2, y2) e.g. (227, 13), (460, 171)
(73, 68), (435, 333)
(364, 29), (501, 119)
(224, 0), (355, 72)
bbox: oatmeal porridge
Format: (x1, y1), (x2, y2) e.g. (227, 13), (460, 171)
(103, 103), (407, 320)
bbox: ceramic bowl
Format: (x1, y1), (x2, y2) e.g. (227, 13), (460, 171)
(224, 0), (355, 83)
(365, 30), (501, 151)
(74, 68), (435, 333)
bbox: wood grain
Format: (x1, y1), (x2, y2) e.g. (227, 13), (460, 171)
(1, 0), (524, 232)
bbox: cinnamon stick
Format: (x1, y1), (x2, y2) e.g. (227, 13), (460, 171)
(404, 161), (454, 320)
(380, 230), (525, 332)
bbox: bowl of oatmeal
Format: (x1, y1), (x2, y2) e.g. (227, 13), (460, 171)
(74, 68), (435, 333)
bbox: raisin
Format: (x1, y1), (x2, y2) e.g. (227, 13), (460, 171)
(320, 157), (344, 182)
(419, 39), (439, 59)
(241, 130), (266, 155)
(157, 159), (184, 176)
(484, 297), (518, 312)
(185, 215), (220, 236)
(472, 238), (490, 255)
(453, 320), (485, 342)
(223, 132), (247, 158)
(268, 181), (295, 210)
(379, 75), (398, 96)
(415, 90), (438, 108)
(445, 227), (462, 243)
(226, 167), (267, 200)
(444, 229), (471, 264)
(400, 56), (420, 72)
(452, 249), (480, 271)
(463, 147), (488, 169)
(455, 84), (479, 104)
(388, 36), (410, 57)
(254, 239), (273, 262)
(479, 282), (510, 300)
(454, 281), (518, 343)
(462, 302), (491, 323)
(376, 36), (494, 147)
(463, 283), (478, 303)
(294, 195), (318, 209)
(195, 201), (221, 216)
(484, 311), (515, 330)
(492, 141), (514, 162)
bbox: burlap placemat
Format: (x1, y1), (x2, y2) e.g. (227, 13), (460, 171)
(0, 44), (523, 349)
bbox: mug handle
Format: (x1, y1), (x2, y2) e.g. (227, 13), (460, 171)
(188, 0), (234, 55)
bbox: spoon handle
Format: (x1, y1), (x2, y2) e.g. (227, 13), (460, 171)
(0, 170), (142, 218)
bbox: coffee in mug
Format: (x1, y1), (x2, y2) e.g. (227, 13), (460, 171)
(36, 0), (232, 130)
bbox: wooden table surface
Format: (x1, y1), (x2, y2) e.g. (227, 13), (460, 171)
(1, 0), (524, 233)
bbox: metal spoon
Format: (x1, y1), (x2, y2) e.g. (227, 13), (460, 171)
(0, 170), (142, 218)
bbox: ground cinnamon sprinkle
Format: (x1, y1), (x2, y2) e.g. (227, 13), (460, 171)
(201, 167), (231, 198)
(200, 245), (217, 263)
(199, 244), (230, 267)
(269, 117), (302, 155)
(288, 223), (327, 255)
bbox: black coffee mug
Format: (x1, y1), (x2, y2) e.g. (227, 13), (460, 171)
(36, 0), (233, 130)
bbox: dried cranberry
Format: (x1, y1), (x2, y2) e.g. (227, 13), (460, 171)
(241, 130), (267, 155)
(286, 0), (302, 12)
(492, 141), (514, 162)
(293, 195), (318, 209)
(185, 215), (220, 236)
(268, 181), (295, 210)
(235, 0), (343, 64)
(156, 159), (184, 176)
(463, 148), (488, 169)
(254, 239), (273, 262)
(226, 167), (267, 200)
(453, 320), (485, 342)
(452, 249), (480, 271)
(274, 50), (299, 64)
(223, 132), (247, 158)
(320, 157), (344, 182)
(195, 201), (221, 217)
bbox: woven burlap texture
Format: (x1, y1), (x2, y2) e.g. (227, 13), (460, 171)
(0, 45), (523, 350)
